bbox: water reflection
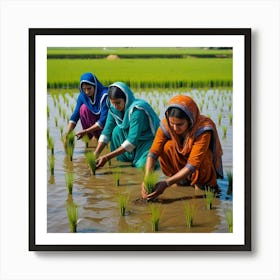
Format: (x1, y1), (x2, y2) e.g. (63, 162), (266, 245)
(47, 89), (233, 233)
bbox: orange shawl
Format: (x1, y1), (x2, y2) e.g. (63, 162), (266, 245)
(150, 95), (223, 183)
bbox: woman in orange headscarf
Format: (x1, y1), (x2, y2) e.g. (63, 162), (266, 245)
(141, 95), (223, 200)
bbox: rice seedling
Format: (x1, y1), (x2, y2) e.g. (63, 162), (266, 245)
(62, 108), (67, 120)
(48, 155), (55, 176)
(54, 116), (58, 127)
(218, 113), (223, 126)
(82, 134), (90, 148)
(144, 171), (159, 194)
(59, 125), (64, 138)
(65, 172), (74, 195)
(48, 135), (54, 155)
(85, 152), (96, 175)
(184, 200), (196, 228)
(66, 201), (78, 233)
(47, 105), (50, 119)
(119, 193), (129, 216)
(224, 206), (233, 233)
(204, 187), (216, 210)
(228, 102), (232, 111)
(58, 104), (62, 116)
(65, 131), (75, 161)
(114, 167), (121, 186)
(222, 126), (227, 138)
(226, 170), (233, 195)
(229, 113), (233, 126)
(150, 204), (160, 232)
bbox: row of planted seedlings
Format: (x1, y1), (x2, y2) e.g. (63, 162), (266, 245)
(49, 87), (233, 140)
(142, 169), (233, 232)
(51, 125), (233, 233)
(136, 88), (233, 139)
(47, 88), (233, 233)
(47, 91), (80, 232)
(47, 79), (233, 91)
(63, 145), (233, 233)
(47, 87), (233, 174)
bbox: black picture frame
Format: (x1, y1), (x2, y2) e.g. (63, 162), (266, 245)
(29, 28), (251, 251)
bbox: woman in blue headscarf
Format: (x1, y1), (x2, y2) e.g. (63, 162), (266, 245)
(94, 82), (160, 169)
(65, 72), (108, 141)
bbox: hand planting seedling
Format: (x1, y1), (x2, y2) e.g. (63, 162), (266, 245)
(144, 171), (160, 194)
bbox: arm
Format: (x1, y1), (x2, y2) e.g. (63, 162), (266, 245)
(96, 94), (109, 128)
(76, 122), (102, 140)
(93, 112), (116, 168)
(65, 122), (76, 134)
(95, 145), (127, 169)
(145, 132), (212, 200)
(76, 95), (108, 140)
(95, 109), (146, 169)
(141, 125), (167, 199)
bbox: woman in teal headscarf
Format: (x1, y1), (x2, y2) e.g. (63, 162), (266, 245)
(94, 82), (160, 169)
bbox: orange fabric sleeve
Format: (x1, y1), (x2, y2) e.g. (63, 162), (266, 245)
(149, 126), (168, 156)
(187, 131), (211, 170)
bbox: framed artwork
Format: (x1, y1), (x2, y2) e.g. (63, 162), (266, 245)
(29, 28), (251, 251)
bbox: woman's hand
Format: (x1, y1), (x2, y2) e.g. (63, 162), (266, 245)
(76, 129), (87, 140)
(144, 181), (169, 201)
(141, 182), (148, 199)
(95, 155), (108, 169)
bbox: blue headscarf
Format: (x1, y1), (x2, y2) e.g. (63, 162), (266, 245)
(69, 72), (108, 126)
(79, 72), (108, 114)
(107, 82), (160, 135)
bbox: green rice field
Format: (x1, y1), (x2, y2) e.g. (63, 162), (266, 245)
(47, 47), (232, 90)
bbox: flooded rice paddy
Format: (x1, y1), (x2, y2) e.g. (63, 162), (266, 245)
(47, 89), (233, 233)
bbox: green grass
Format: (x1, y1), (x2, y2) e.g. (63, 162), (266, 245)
(150, 205), (160, 232)
(48, 155), (55, 176)
(65, 172), (74, 195)
(204, 187), (216, 210)
(119, 193), (129, 216)
(47, 49), (232, 90)
(47, 47), (233, 58)
(82, 134), (90, 148)
(144, 171), (160, 194)
(65, 131), (75, 161)
(114, 167), (121, 187)
(224, 207), (233, 233)
(85, 152), (97, 175)
(47, 135), (54, 155)
(66, 201), (78, 233)
(184, 201), (196, 228)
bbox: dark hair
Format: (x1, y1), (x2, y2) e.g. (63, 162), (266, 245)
(108, 86), (126, 101)
(167, 107), (190, 121)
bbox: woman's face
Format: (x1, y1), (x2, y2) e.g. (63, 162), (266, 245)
(168, 116), (189, 136)
(110, 98), (126, 112)
(82, 84), (95, 98)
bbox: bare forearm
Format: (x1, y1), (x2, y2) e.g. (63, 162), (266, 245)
(66, 122), (76, 134)
(144, 156), (157, 175)
(106, 146), (126, 161)
(94, 141), (107, 156)
(165, 166), (191, 187)
(86, 123), (101, 134)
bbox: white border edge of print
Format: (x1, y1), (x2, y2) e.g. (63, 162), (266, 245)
(36, 33), (245, 246)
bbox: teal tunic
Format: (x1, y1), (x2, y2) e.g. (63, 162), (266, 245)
(99, 82), (160, 168)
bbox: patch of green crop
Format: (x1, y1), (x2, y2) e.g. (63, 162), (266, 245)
(47, 56), (232, 90)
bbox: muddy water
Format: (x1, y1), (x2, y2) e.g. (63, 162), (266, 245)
(47, 89), (233, 233)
